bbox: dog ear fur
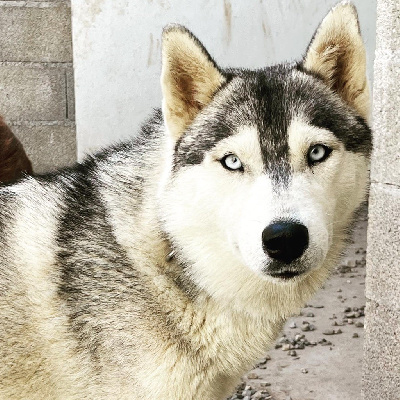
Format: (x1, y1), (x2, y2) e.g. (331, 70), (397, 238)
(302, 2), (370, 120)
(161, 25), (226, 141)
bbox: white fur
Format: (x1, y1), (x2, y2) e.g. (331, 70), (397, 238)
(159, 116), (369, 314)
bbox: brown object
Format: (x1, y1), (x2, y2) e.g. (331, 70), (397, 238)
(0, 116), (33, 184)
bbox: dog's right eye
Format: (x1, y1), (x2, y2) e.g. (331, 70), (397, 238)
(307, 144), (332, 165)
(220, 154), (244, 172)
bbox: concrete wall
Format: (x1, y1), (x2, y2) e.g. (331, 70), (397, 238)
(363, 0), (400, 398)
(71, 0), (377, 160)
(0, 0), (76, 174)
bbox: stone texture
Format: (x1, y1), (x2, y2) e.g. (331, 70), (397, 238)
(363, 300), (400, 400)
(11, 124), (76, 173)
(370, 55), (400, 185)
(370, 0), (400, 186)
(66, 67), (75, 121)
(0, 65), (66, 121)
(0, 3), (72, 63)
(366, 183), (400, 311)
(374, 0), (400, 53)
(363, 0), (400, 398)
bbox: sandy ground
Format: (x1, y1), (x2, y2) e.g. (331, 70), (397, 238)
(230, 209), (368, 400)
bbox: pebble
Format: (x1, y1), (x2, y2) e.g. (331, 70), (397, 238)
(338, 265), (352, 273)
(253, 390), (272, 400)
(346, 259), (356, 267)
(319, 338), (332, 346)
(289, 321), (297, 329)
(288, 350), (297, 357)
(355, 321), (364, 328)
(323, 329), (335, 335)
(353, 333), (359, 338)
(301, 324), (310, 332)
(247, 372), (259, 379)
(257, 356), (269, 365)
(306, 312), (314, 317)
(301, 368), (308, 374)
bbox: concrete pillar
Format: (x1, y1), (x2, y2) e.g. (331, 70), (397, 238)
(0, 0), (76, 173)
(363, 0), (400, 398)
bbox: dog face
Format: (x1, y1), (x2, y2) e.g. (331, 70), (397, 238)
(158, 3), (371, 298)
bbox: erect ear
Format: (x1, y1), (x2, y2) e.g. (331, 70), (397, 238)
(161, 25), (226, 141)
(302, 2), (370, 120)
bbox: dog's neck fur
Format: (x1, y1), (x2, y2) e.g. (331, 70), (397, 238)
(97, 133), (346, 398)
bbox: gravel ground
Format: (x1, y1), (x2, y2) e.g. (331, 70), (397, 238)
(227, 208), (368, 400)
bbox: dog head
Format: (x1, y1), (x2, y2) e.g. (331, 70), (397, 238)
(158, 3), (371, 309)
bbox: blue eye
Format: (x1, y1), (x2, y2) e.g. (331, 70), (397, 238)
(308, 145), (332, 165)
(221, 154), (243, 171)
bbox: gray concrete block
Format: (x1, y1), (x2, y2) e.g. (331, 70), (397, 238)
(362, 300), (400, 400)
(366, 183), (400, 311)
(0, 65), (66, 121)
(371, 0), (400, 186)
(66, 67), (75, 121)
(0, 3), (72, 63)
(371, 57), (400, 186)
(375, 0), (400, 53)
(11, 123), (76, 174)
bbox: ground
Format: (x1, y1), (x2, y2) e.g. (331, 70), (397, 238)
(228, 209), (368, 400)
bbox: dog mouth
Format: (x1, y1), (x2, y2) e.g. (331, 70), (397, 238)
(268, 270), (303, 280)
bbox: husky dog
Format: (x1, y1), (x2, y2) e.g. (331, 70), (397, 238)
(0, 2), (371, 399)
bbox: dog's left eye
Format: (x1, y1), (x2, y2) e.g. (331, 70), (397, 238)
(307, 144), (332, 165)
(220, 154), (243, 171)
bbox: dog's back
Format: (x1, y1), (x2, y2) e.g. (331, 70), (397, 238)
(0, 175), (74, 398)
(0, 117), (166, 398)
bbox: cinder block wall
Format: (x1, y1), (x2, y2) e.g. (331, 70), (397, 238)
(0, 0), (76, 174)
(363, 0), (400, 398)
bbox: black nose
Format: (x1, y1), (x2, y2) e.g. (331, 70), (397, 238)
(262, 221), (309, 264)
